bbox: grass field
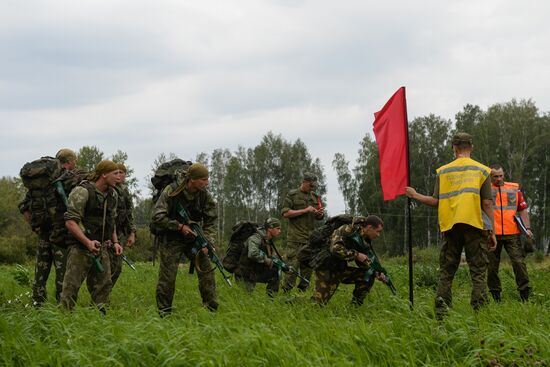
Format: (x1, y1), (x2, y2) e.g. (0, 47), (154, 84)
(1, 250), (549, 366)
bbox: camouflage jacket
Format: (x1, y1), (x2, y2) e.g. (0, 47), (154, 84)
(244, 228), (272, 264)
(114, 183), (136, 236)
(151, 182), (217, 244)
(64, 180), (118, 243)
(330, 224), (372, 263)
(281, 188), (320, 243)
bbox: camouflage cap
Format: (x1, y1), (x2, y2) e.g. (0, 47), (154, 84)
(451, 132), (473, 146)
(264, 217), (281, 229)
(55, 148), (77, 164)
(352, 216), (369, 227)
(187, 163), (209, 180)
(303, 172), (318, 182)
(116, 163), (127, 173)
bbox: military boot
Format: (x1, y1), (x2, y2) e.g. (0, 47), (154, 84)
(490, 290), (501, 302)
(519, 288), (530, 302)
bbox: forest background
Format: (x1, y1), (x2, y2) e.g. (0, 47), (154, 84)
(0, 98), (548, 264)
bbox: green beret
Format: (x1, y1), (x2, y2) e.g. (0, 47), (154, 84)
(95, 160), (119, 176)
(187, 163), (209, 180)
(264, 217), (281, 229)
(116, 163), (127, 173)
(452, 132), (473, 146)
(55, 148), (77, 164)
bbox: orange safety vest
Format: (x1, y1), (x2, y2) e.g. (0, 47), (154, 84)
(492, 182), (520, 235)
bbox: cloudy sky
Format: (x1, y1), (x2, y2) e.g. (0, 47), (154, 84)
(1, 0), (549, 214)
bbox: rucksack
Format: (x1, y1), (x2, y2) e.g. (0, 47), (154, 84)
(49, 169), (89, 246)
(151, 158), (192, 204)
(19, 157), (62, 231)
(298, 214), (354, 270)
(222, 220), (259, 273)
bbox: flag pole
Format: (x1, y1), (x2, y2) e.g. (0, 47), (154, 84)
(403, 87), (414, 308)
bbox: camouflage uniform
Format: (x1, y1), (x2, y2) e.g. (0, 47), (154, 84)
(281, 188), (320, 291)
(19, 177), (67, 306)
(60, 181), (117, 311)
(152, 182), (218, 314)
(311, 224), (374, 305)
(433, 167), (492, 317)
(238, 228), (279, 297)
(109, 183), (136, 287)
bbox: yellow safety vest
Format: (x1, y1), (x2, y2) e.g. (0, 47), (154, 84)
(436, 157), (490, 232)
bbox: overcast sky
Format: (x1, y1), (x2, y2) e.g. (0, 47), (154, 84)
(1, 0), (549, 214)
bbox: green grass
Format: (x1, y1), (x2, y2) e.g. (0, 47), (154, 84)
(1, 252), (549, 366)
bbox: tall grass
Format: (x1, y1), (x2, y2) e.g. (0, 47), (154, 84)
(1, 253), (549, 366)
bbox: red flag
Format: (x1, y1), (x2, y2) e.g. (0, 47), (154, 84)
(373, 87), (409, 200)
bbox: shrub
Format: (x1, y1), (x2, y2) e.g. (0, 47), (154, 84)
(0, 236), (30, 264)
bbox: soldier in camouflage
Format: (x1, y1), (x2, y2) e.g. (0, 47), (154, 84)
(60, 160), (123, 313)
(311, 215), (387, 306)
(281, 172), (324, 292)
(109, 163), (137, 288)
(18, 148), (76, 307)
(238, 217), (282, 297)
(152, 163), (218, 315)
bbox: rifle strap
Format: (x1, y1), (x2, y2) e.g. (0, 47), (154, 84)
(193, 252), (215, 274)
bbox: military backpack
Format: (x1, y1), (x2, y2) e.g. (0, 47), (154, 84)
(222, 220), (260, 273)
(19, 157), (63, 232)
(49, 169), (89, 247)
(298, 214), (353, 270)
(151, 158), (192, 204)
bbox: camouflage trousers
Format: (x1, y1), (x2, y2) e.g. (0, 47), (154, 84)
(156, 241), (217, 314)
(436, 224), (489, 317)
(487, 235), (530, 293)
(282, 241), (313, 292)
(60, 244), (112, 311)
(32, 238), (67, 306)
(108, 249), (123, 289)
(311, 266), (374, 306)
(239, 264), (280, 297)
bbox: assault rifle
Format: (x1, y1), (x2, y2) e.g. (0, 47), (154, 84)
(270, 242), (309, 285)
(176, 203), (232, 286)
(352, 233), (397, 295)
(121, 253), (137, 271)
(270, 256), (310, 285)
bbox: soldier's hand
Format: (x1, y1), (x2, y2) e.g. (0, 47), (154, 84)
(180, 224), (196, 237)
(314, 207), (324, 218)
(200, 247), (209, 255)
(265, 258), (273, 268)
(526, 229), (533, 239)
(488, 233), (497, 252)
(87, 240), (101, 255)
(23, 211), (31, 223)
(355, 252), (371, 265)
(126, 232), (136, 248)
(305, 205), (317, 213)
(375, 272), (387, 283)
(114, 242), (123, 256)
(404, 187), (417, 199)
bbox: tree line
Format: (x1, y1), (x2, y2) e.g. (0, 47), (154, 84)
(0, 99), (548, 263)
(334, 99), (549, 255)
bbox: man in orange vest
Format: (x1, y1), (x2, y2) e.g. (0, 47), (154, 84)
(487, 164), (533, 302)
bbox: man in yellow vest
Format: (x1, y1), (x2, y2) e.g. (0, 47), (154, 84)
(487, 164), (532, 302)
(406, 132), (497, 319)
